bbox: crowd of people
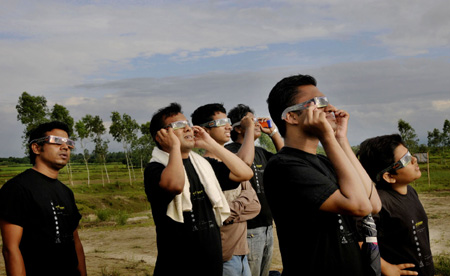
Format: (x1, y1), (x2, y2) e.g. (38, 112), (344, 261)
(0, 74), (435, 276)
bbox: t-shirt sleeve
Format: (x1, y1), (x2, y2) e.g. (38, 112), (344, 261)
(0, 180), (28, 227)
(144, 162), (175, 206)
(205, 157), (240, 191)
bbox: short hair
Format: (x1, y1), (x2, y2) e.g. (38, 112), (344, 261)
(150, 102), (182, 149)
(28, 121), (71, 165)
(357, 134), (406, 189)
(267, 74), (317, 137)
(191, 103), (226, 126)
(228, 104), (254, 142)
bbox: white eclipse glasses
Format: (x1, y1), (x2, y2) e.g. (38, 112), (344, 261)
(29, 135), (75, 149)
(281, 96), (329, 119)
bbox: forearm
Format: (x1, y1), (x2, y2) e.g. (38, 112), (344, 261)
(160, 147), (185, 194)
(235, 129), (255, 166)
(322, 135), (372, 215)
(271, 131), (284, 152)
(3, 247), (26, 276)
(337, 137), (382, 213)
(208, 143), (253, 182)
(73, 230), (87, 276)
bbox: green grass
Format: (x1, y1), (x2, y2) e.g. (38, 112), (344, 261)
(435, 254), (450, 276)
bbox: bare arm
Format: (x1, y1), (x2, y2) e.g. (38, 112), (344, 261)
(193, 126), (253, 182)
(73, 229), (87, 276)
(157, 128), (185, 195)
(333, 109), (382, 214)
(0, 219), (26, 276)
(235, 116), (256, 166)
(300, 106), (372, 216)
(259, 117), (284, 152)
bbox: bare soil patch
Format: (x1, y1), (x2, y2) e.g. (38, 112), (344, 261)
(0, 193), (448, 275)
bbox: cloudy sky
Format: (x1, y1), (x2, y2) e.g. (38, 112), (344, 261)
(1, 0), (449, 157)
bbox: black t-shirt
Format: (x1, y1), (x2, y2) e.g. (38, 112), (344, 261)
(264, 147), (365, 276)
(144, 157), (239, 276)
(375, 185), (434, 276)
(0, 169), (82, 276)
(225, 142), (273, 229)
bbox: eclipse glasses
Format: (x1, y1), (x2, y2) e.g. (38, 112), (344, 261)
(164, 120), (192, 130)
(376, 151), (413, 181)
(200, 118), (231, 128)
(281, 97), (329, 119)
(29, 135), (75, 149)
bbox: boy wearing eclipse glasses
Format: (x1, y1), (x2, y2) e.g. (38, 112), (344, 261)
(264, 74), (381, 275)
(191, 103), (261, 276)
(144, 103), (253, 276)
(0, 121), (86, 276)
(358, 134), (434, 276)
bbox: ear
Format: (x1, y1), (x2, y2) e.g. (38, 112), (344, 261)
(234, 126), (243, 134)
(382, 172), (397, 184)
(202, 126), (211, 134)
(284, 112), (299, 125)
(31, 143), (42, 155)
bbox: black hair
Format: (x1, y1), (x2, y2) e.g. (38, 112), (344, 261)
(150, 102), (182, 149)
(228, 104), (254, 142)
(28, 121), (71, 165)
(266, 74), (317, 137)
(357, 134), (406, 189)
(191, 103), (226, 126)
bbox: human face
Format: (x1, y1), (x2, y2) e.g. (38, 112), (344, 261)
(242, 112), (261, 139)
(34, 128), (71, 171)
(163, 113), (195, 151)
(291, 85), (337, 130)
(389, 145), (421, 184)
(204, 112), (232, 146)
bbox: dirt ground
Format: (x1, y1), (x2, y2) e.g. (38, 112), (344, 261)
(0, 193), (449, 276)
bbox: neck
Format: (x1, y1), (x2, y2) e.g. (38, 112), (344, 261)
(284, 131), (319, 154)
(32, 164), (59, 179)
(391, 183), (408, 195)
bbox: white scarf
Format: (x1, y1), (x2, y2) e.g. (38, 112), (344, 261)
(150, 147), (230, 226)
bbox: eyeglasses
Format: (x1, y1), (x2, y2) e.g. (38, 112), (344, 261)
(164, 120), (192, 130)
(231, 117), (258, 128)
(30, 135), (75, 149)
(376, 151), (412, 181)
(200, 118), (231, 128)
(281, 97), (329, 119)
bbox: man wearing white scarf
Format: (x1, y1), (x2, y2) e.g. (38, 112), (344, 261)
(144, 103), (253, 276)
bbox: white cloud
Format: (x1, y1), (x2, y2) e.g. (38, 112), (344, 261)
(432, 100), (450, 111)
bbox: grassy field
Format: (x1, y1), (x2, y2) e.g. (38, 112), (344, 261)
(0, 157), (449, 275)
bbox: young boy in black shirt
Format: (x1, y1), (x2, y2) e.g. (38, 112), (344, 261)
(358, 134), (434, 276)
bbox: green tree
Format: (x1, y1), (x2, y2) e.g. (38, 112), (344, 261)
(110, 111), (139, 186)
(132, 122), (155, 175)
(16, 92), (49, 153)
(443, 119), (450, 148)
(87, 115), (110, 186)
(50, 103), (75, 185)
(258, 133), (276, 154)
(75, 116), (93, 186)
(427, 128), (442, 152)
(398, 119), (419, 151)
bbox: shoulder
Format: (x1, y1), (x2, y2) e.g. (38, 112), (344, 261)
(224, 142), (240, 152)
(0, 169), (33, 192)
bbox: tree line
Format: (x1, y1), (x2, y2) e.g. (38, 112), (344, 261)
(16, 92), (155, 186)
(14, 92), (449, 185)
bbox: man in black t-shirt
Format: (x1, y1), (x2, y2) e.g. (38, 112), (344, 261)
(264, 74), (381, 275)
(225, 104), (284, 276)
(0, 121), (86, 276)
(144, 103), (253, 276)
